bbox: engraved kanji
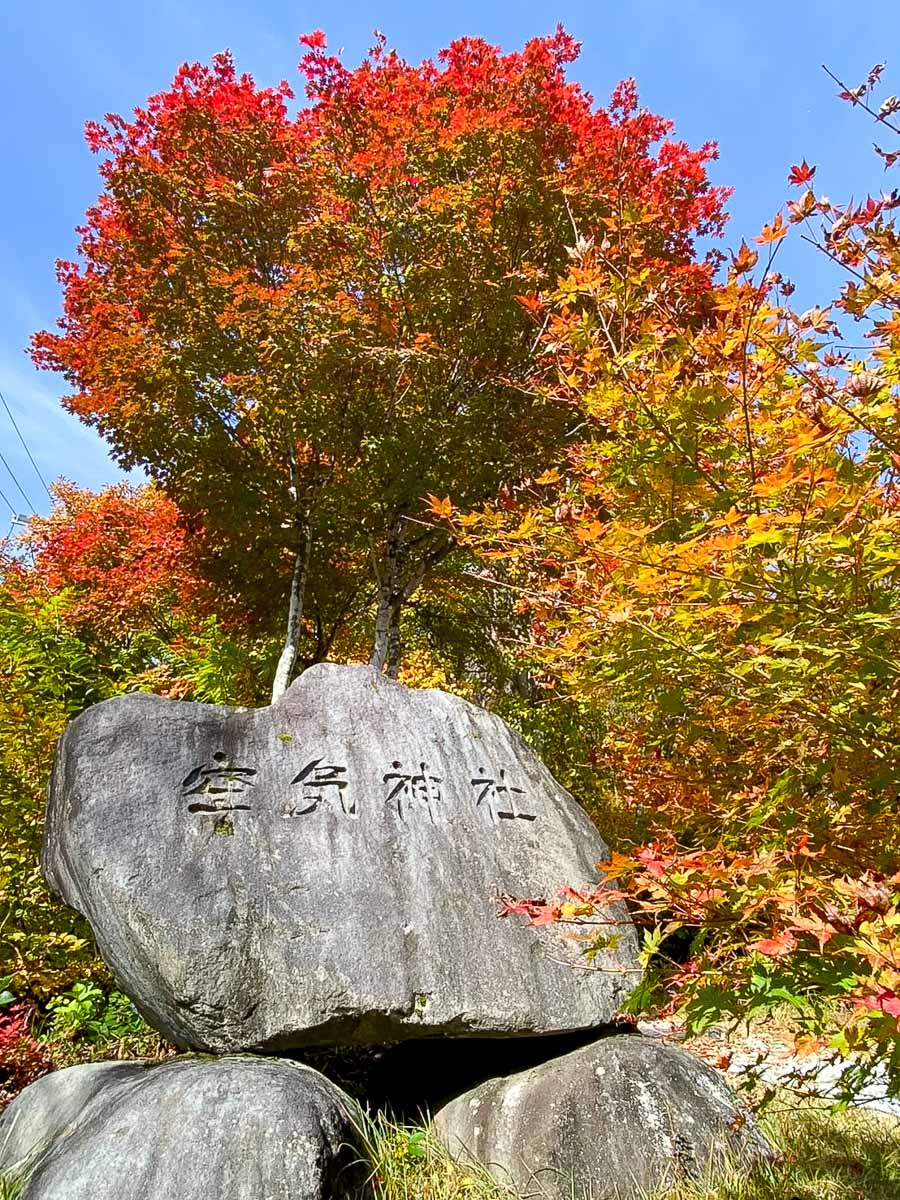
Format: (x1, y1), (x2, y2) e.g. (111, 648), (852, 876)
(383, 760), (443, 821)
(182, 752), (257, 813)
(287, 758), (353, 816)
(470, 767), (536, 823)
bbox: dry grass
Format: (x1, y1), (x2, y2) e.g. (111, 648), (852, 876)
(352, 1099), (900, 1200)
(1, 1094), (897, 1200)
(350, 1109), (511, 1200)
(651, 1100), (900, 1200)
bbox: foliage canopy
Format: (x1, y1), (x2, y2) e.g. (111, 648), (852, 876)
(445, 61), (900, 1098)
(32, 28), (726, 679)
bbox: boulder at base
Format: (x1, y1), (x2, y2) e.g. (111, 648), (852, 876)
(44, 664), (640, 1052)
(433, 1034), (773, 1200)
(2, 1056), (358, 1200)
(0, 1061), (149, 1174)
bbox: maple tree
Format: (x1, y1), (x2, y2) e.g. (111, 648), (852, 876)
(443, 64), (900, 1098)
(22, 482), (200, 642)
(32, 29), (727, 691)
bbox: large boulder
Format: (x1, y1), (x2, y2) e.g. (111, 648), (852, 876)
(0, 1061), (149, 1174)
(1, 1056), (358, 1200)
(434, 1034), (773, 1200)
(43, 664), (640, 1053)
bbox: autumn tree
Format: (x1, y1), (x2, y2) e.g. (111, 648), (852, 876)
(449, 65), (900, 1098)
(33, 29), (727, 693)
(22, 482), (199, 642)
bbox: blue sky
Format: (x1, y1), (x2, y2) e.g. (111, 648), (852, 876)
(1, 1), (898, 524)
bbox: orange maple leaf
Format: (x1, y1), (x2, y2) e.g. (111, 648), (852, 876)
(754, 211), (789, 245)
(731, 240), (759, 275)
(426, 494), (453, 519)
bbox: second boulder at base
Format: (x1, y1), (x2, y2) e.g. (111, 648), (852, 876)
(3, 1056), (359, 1200)
(434, 1034), (773, 1200)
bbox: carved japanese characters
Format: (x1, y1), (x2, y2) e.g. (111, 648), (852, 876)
(43, 664), (640, 1052)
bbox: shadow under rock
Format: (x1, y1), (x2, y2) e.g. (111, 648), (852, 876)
(290, 1024), (622, 1119)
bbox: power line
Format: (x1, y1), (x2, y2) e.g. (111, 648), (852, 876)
(0, 446), (36, 515)
(0, 388), (52, 501)
(0, 482), (17, 518)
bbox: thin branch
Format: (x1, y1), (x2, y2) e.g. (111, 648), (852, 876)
(822, 64), (900, 136)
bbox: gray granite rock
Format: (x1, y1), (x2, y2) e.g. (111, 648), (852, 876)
(43, 664), (640, 1052)
(0, 1061), (150, 1173)
(433, 1035), (773, 1200)
(5, 1056), (358, 1200)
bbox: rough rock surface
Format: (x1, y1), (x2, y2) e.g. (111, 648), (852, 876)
(44, 664), (640, 1052)
(433, 1035), (773, 1200)
(4, 1056), (357, 1200)
(0, 1061), (149, 1172)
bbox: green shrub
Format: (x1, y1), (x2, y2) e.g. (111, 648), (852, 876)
(39, 982), (151, 1051)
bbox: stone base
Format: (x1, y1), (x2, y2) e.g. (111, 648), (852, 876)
(0, 1056), (359, 1200)
(434, 1034), (774, 1200)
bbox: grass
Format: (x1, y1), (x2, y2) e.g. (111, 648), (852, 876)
(351, 1109), (511, 1200)
(0, 1137), (49, 1199)
(652, 1101), (900, 1200)
(1, 1095), (896, 1200)
(0, 1115), (40, 1200)
(0, 1177), (22, 1200)
(350, 1100), (899, 1200)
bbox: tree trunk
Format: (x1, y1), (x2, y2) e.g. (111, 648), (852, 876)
(271, 521), (311, 702)
(385, 606), (403, 679)
(370, 520), (456, 676)
(370, 518), (404, 676)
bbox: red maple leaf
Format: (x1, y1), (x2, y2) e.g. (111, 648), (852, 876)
(857, 988), (900, 1019)
(748, 930), (798, 958)
(788, 160), (816, 187)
